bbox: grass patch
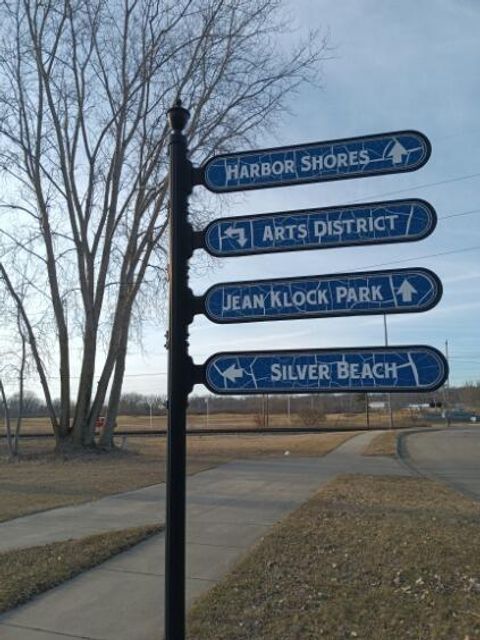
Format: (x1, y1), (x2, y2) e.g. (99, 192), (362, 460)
(363, 430), (398, 456)
(0, 524), (161, 613)
(0, 432), (355, 522)
(185, 431), (357, 459)
(188, 475), (480, 640)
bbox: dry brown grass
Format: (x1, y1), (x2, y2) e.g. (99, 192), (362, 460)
(362, 430), (399, 456)
(185, 431), (356, 458)
(0, 524), (161, 613)
(0, 432), (355, 522)
(188, 475), (480, 640)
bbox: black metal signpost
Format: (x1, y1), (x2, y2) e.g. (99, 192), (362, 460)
(164, 99), (443, 639)
(165, 100), (194, 640)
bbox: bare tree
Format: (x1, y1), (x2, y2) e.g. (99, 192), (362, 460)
(0, 301), (30, 456)
(0, 0), (328, 450)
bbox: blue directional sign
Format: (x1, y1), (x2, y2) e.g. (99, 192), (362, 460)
(200, 131), (431, 193)
(202, 199), (436, 257)
(203, 346), (448, 394)
(202, 268), (442, 324)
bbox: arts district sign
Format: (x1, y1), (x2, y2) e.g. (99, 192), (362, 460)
(201, 199), (436, 257)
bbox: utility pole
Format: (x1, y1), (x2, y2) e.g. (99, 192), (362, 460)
(365, 393), (370, 429)
(383, 314), (394, 430)
(164, 99), (194, 640)
(263, 394), (269, 428)
(148, 401), (153, 430)
(444, 339), (451, 427)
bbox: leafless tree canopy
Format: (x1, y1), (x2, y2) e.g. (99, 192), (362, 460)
(0, 0), (328, 448)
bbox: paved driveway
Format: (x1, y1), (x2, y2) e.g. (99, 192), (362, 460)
(401, 426), (480, 499)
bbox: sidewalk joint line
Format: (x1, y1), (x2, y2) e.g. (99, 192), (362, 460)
(0, 621), (95, 639)
(101, 567), (165, 577)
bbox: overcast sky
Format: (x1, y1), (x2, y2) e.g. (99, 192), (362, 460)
(120, 0), (480, 396)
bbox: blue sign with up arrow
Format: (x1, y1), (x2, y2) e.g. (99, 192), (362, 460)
(202, 268), (442, 324)
(201, 131), (431, 193)
(202, 199), (436, 257)
(203, 346), (448, 394)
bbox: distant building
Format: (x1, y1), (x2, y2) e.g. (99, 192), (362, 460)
(369, 401), (386, 410)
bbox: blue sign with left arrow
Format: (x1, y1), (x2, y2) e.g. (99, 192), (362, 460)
(200, 130), (431, 193)
(201, 268), (442, 324)
(203, 346), (448, 394)
(202, 199), (436, 257)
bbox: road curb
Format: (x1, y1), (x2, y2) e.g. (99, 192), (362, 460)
(396, 427), (445, 478)
(396, 427), (480, 502)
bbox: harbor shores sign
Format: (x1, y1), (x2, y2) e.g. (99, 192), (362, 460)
(200, 131), (431, 192)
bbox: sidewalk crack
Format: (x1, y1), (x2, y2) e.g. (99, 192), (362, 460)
(0, 621), (97, 639)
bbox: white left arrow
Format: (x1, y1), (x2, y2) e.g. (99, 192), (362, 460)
(221, 364), (244, 383)
(224, 226), (247, 247)
(397, 279), (418, 303)
(387, 140), (408, 164)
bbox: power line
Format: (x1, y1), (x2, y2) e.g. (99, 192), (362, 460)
(354, 245), (480, 270)
(450, 352), (480, 356)
(12, 371), (169, 381)
(449, 351), (480, 359)
(351, 170), (480, 203)
(439, 208), (480, 220)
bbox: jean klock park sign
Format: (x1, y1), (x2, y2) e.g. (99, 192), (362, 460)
(163, 101), (447, 640)
(200, 268), (442, 324)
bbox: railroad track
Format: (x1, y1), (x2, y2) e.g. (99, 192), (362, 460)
(3, 424), (396, 439)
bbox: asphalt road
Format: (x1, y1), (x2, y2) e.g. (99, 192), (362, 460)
(403, 426), (480, 499)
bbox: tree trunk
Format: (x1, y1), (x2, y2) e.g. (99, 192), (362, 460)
(84, 291), (133, 445)
(0, 263), (60, 441)
(72, 321), (98, 446)
(98, 334), (128, 450)
(0, 378), (14, 457)
(13, 328), (27, 456)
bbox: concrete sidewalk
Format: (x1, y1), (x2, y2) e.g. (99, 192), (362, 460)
(0, 430), (411, 640)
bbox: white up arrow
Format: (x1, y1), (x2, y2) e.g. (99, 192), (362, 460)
(397, 279), (418, 303)
(221, 364), (244, 383)
(387, 140), (408, 164)
(224, 226), (247, 247)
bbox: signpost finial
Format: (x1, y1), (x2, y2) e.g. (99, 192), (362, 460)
(167, 98), (190, 133)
